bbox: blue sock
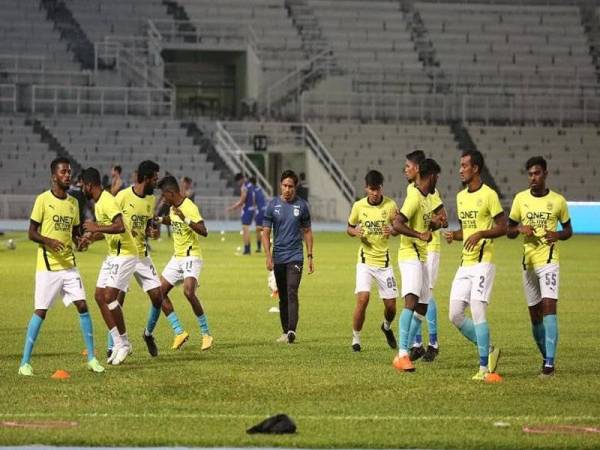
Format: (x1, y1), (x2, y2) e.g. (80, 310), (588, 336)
(427, 297), (438, 345)
(167, 312), (184, 335)
(197, 314), (210, 335)
(543, 314), (558, 367)
(474, 322), (490, 368)
(415, 333), (423, 345)
(256, 240), (261, 251)
(458, 318), (478, 345)
(398, 308), (414, 351)
(244, 244), (251, 254)
(107, 330), (114, 350)
(21, 314), (44, 366)
(408, 313), (424, 348)
(79, 312), (95, 362)
(145, 305), (161, 335)
(532, 321), (546, 358)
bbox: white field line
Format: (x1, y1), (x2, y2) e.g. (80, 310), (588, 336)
(0, 413), (599, 422)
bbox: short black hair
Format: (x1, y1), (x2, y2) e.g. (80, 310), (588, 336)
(234, 173), (244, 182)
(406, 150), (426, 165)
(461, 149), (485, 173)
(112, 165), (122, 174)
(81, 167), (101, 186)
(157, 175), (179, 193)
(50, 157), (71, 174)
(137, 160), (160, 183)
(280, 169), (298, 186)
(249, 176), (257, 184)
(526, 156), (547, 171)
(365, 170), (384, 187)
(419, 158), (441, 178)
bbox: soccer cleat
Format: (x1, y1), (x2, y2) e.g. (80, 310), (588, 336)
(409, 345), (426, 362)
(287, 330), (296, 344)
(87, 358), (105, 373)
(201, 335), (213, 351)
(171, 331), (189, 350)
(18, 363), (33, 376)
(539, 365), (555, 379)
(352, 343), (361, 352)
(422, 344), (439, 362)
(143, 332), (158, 357)
(472, 369), (488, 381)
(488, 346), (501, 373)
(380, 323), (397, 349)
(111, 344), (132, 366)
(472, 369), (503, 383)
(107, 348), (117, 364)
(106, 348), (113, 359)
(393, 354), (415, 372)
(276, 333), (288, 343)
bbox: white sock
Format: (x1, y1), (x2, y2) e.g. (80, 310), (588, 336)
(382, 320), (391, 331)
(479, 365), (489, 373)
(352, 330), (361, 345)
(398, 349), (408, 358)
(120, 332), (130, 346)
(109, 327), (121, 346)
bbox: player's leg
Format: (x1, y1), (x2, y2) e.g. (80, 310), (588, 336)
(105, 290), (127, 356)
(134, 257), (165, 356)
(255, 226), (263, 253)
(72, 299), (104, 373)
(539, 263), (559, 377)
(407, 262), (429, 361)
(523, 267), (545, 363)
(422, 251), (440, 361)
(449, 267), (477, 343)
(160, 260), (189, 350)
(182, 276), (213, 350)
(352, 263), (372, 351)
(374, 265), (397, 349)
(241, 209), (252, 254)
(95, 258), (120, 358)
(273, 263), (289, 341)
(284, 262), (303, 343)
(19, 271), (60, 375)
(394, 261), (423, 371)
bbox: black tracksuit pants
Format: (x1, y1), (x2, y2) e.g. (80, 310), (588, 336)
(274, 261), (303, 333)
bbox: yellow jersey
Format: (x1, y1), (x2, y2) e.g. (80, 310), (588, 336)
(348, 196), (398, 268)
(398, 185), (442, 263)
(456, 183), (503, 266)
(407, 183), (443, 253)
(509, 189), (570, 269)
(30, 190), (80, 271)
(116, 186), (156, 257)
(94, 190), (137, 257)
(171, 198), (204, 258)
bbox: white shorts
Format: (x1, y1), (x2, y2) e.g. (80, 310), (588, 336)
(522, 263), (559, 306)
(398, 260), (429, 303)
(132, 256), (161, 292)
(35, 268), (86, 310)
(96, 256), (138, 292)
(450, 262), (496, 304)
(162, 256), (203, 286)
(426, 251), (440, 290)
(355, 263), (398, 299)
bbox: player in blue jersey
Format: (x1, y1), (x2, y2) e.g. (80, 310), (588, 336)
(228, 173), (255, 255)
(262, 170), (314, 344)
(250, 176), (268, 253)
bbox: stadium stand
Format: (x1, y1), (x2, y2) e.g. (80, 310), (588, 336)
(40, 116), (230, 196)
(469, 125), (600, 201)
(0, 116), (57, 195)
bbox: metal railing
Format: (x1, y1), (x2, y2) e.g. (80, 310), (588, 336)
(0, 84), (16, 113)
(148, 19), (259, 54)
(300, 91), (600, 125)
(0, 54), (91, 86)
(262, 48), (335, 118)
(31, 85), (175, 117)
(213, 121), (273, 196)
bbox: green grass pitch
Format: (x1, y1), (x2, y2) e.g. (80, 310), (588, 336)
(0, 230), (599, 449)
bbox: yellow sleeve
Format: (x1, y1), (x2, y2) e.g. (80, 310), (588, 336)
(115, 190), (126, 209)
(348, 202), (359, 226)
(388, 200), (399, 224)
(105, 197), (122, 222)
(189, 202), (202, 222)
(559, 197), (570, 224)
(431, 193), (443, 212)
(30, 195), (44, 223)
(488, 189), (504, 218)
(73, 201), (80, 226)
(508, 195), (521, 223)
(400, 189), (418, 220)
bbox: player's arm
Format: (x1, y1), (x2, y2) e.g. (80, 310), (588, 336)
(392, 212), (432, 242)
(83, 214), (126, 235)
(227, 188), (246, 211)
(545, 220), (572, 243)
(155, 215), (171, 226)
(28, 220), (64, 251)
(506, 218), (533, 239)
(262, 226), (273, 271)
(443, 222), (463, 244)
(464, 212), (507, 251)
(172, 207), (207, 236)
(303, 227), (314, 274)
(430, 205), (448, 231)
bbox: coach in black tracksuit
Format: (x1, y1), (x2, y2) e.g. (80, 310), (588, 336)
(262, 170), (314, 344)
